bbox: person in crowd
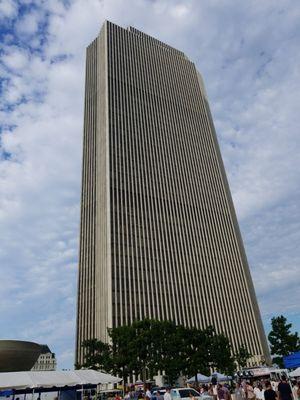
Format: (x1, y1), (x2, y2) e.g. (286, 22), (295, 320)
(246, 382), (255, 400)
(138, 391), (144, 400)
(145, 388), (152, 400)
(297, 381), (300, 400)
(278, 376), (292, 400)
(271, 380), (278, 393)
(208, 384), (214, 398)
(124, 392), (130, 400)
(290, 382), (297, 400)
(223, 384), (231, 400)
(156, 391), (163, 400)
(130, 389), (136, 400)
(235, 383), (244, 400)
(212, 383), (218, 400)
(264, 381), (277, 400)
(217, 384), (226, 400)
(260, 383), (265, 400)
(241, 381), (247, 399)
(202, 385), (209, 396)
(164, 388), (172, 400)
(254, 383), (264, 400)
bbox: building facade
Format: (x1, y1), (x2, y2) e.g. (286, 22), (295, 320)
(76, 21), (270, 366)
(31, 345), (56, 371)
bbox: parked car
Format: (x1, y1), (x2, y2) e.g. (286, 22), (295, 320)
(151, 387), (167, 400)
(171, 388), (212, 400)
(171, 388), (200, 400)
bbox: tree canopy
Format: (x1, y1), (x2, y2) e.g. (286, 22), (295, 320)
(78, 318), (249, 383)
(268, 315), (300, 367)
(234, 345), (252, 369)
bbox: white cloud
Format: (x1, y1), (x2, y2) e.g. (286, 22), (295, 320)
(15, 11), (40, 36)
(2, 47), (30, 71)
(0, 0), (18, 19)
(170, 3), (189, 18)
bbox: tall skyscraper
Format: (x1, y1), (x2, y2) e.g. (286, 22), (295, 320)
(76, 21), (270, 366)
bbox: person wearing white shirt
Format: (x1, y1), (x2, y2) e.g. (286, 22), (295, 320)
(146, 390), (152, 400)
(164, 388), (172, 400)
(254, 384), (264, 400)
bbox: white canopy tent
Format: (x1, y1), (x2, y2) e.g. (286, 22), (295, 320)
(0, 370), (121, 390)
(210, 372), (231, 381)
(187, 373), (209, 383)
(187, 371), (231, 384)
(290, 367), (300, 378)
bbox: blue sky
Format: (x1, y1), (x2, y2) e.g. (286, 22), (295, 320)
(0, 0), (299, 369)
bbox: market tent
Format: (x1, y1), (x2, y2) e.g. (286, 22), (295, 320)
(210, 372), (231, 382)
(187, 373), (209, 383)
(284, 352), (300, 369)
(187, 372), (231, 384)
(0, 370), (121, 390)
(0, 372), (36, 390)
(74, 370), (121, 385)
(29, 371), (79, 388)
(290, 367), (300, 378)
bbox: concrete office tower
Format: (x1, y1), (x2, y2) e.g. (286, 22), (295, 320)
(76, 21), (270, 366)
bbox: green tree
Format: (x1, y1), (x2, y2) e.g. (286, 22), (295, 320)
(155, 320), (185, 385)
(210, 332), (235, 376)
(268, 315), (300, 367)
(234, 344), (252, 369)
(78, 338), (112, 371)
(79, 319), (240, 383)
(108, 324), (139, 383)
(183, 326), (213, 383)
(129, 319), (162, 379)
(147, 319), (181, 381)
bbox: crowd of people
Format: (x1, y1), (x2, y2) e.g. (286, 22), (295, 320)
(234, 377), (300, 400)
(115, 377), (300, 400)
(192, 376), (300, 400)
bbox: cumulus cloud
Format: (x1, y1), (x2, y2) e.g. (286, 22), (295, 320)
(2, 46), (30, 71)
(0, 0), (18, 19)
(0, 0), (299, 368)
(15, 11), (40, 36)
